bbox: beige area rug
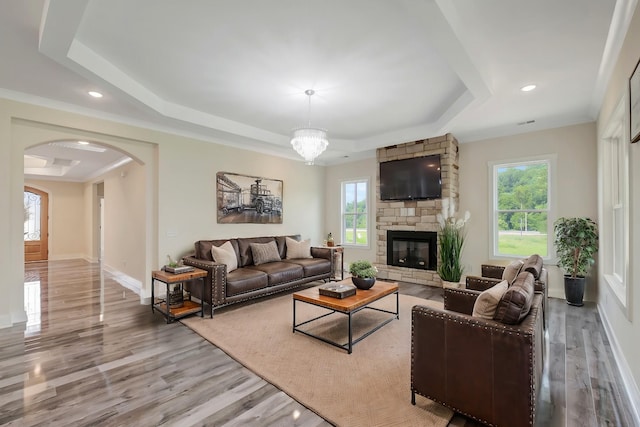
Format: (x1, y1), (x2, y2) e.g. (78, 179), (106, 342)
(182, 292), (453, 427)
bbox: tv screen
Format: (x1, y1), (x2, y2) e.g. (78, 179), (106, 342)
(379, 155), (442, 201)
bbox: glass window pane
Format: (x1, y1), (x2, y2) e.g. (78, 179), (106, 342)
(497, 212), (547, 256)
(356, 182), (367, 212)
(24, 191), (41, 241)
(355, 214), (368, 245)
(497, 163), (548, 210)
(343, 215), (355, 244)
(344, 183), (356, 213)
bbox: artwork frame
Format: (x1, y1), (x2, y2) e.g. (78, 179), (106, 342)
(216, 172), (283, 224)
(630, 57), (640, 143)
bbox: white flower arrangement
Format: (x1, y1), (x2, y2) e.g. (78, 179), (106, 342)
(436, 198), (470, 283)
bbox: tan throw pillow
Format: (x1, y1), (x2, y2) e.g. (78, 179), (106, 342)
(502, 259), (524, 285)
(472, 280), (509, 319)
(285, 237), (312, 259)
(211, 241), (238, 273)
(250, 241), (281, 265)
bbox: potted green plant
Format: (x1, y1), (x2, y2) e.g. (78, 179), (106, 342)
(436, 199), (470, 287)
(349, 260), (378, 290)
(553, 217), (599, 306)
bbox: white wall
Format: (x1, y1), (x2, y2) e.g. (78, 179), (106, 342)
(458, 122), (598, 300)
(324, 157), (377, 268)
(596, 2), (640, 412)
(25, 179), (86, 260)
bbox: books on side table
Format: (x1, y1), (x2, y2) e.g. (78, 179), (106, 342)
(164, 265), (195, 274)
(319, 282), (356, 299)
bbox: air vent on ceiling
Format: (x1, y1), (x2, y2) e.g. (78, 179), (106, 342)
(517, 120), (536, 126)
(49, 141), (107, 152)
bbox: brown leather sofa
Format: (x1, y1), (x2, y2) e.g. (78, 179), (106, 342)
(411, 272), (544, 427)
(466, 254), (548, 329)
(183, 235), (332, 315)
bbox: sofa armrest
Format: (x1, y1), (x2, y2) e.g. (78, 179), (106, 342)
(182, 256), (228, 307)
(310, 246), (332, 260)
(481, 264), (505, 279)
(466, 275), (502, 292)
(443, 288), (480, 315)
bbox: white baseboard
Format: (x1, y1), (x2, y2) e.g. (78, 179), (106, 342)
(49, 253), (87, 261)
(102, 264), (142, 296)
(598, 303), (640, 425)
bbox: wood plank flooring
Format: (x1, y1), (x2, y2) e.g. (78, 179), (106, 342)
(0, 260), (636, 426)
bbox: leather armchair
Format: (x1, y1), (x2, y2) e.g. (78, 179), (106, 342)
(411, 287), (544, 427)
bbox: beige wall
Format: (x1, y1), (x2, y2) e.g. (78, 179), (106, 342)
(458, 122), (598, 300)
(324, 157), (377, 268)
(25, 179), (86, 260)
(0, 97), (325, 326)
(596, 3), (640, 408)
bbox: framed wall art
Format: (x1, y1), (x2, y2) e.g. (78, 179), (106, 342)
(630, 58), (640, 143)
(216, 172), (283, 224)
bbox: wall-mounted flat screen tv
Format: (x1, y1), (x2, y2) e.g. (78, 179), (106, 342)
(379, 155), (442, 201)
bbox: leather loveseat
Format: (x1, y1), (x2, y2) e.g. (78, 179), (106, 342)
(466, 254), (548, 329)
(183, 235), (332, 315)
(411, 271), (544, 427)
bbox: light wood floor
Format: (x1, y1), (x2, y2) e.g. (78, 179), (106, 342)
(0, 260), (635, 426)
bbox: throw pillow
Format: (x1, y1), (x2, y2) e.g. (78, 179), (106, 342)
(250, 241), (281, 265)
(211, 241), (238, 273)
(522, 254), (543, 279)
(502, 259), (524, 285)
(472, 280), (509, 319)
(285, 237), (312, 259)
(493, 271), (535, 324)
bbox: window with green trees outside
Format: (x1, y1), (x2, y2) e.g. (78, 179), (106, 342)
(493, 160), (551, 257)
(342, 179), (368, 246)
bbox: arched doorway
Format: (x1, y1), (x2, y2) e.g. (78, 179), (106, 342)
(24, 186), (48, 262)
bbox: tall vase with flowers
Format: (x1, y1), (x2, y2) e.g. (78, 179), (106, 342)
(436, 198), (470, 288)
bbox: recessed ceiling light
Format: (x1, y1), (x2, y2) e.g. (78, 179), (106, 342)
(520, 84), (537, 92)
(77, 141), (89, 145)
(88, 91), (103, 98)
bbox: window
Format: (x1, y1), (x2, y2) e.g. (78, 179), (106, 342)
(601, 95), (629, 311)
(490, 157), (554, 258)
(341, 179), (369, 247)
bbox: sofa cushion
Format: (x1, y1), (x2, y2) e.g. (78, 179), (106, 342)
(472, 280), (509, 319)
(247, 262), (304, 286)
(502, 259), (524, 284)
(237, 237), (276, 266)
(226, 268), (269, 297)
(522, 254), (543, 279)
(493, 271), (535, 324)
(283, 258), (331, 277)
(210, 241), (238, 273)
(195, 239), (240, 262)
(285, 237), (312, 259)
(250, 241), (282, 265)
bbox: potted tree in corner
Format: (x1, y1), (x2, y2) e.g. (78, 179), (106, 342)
(553, 217), (599, 306)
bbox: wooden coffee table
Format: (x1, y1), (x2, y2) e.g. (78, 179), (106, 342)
(292, 279), (399, 353)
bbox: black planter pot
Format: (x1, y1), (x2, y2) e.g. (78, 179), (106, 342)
(564, 275), (586, 306)
(351, 276), (376, 290)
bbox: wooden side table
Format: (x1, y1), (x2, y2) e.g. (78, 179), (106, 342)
(151, 268), (207, 323)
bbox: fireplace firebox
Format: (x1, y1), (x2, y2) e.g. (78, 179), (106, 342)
(387, 230), (437, 271)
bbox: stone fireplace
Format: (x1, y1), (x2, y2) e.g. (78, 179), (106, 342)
(375, 133), (459, 287)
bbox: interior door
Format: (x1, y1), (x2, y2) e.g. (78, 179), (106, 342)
(24, 186), (48, 262)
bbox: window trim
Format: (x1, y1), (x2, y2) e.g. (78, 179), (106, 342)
(600, 94), (630, 316)
(340, 178), (370, 249)
(488, 154), (557, 261)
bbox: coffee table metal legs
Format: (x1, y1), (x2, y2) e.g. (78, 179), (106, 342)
(292, 291), (399, 354)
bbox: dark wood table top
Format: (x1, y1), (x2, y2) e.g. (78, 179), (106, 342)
(152, 268), (207, 283)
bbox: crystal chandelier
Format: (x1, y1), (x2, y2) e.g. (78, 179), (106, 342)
(291, 89), (328, 165)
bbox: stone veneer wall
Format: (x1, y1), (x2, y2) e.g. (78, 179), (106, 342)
(375, 133), (459, 287)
